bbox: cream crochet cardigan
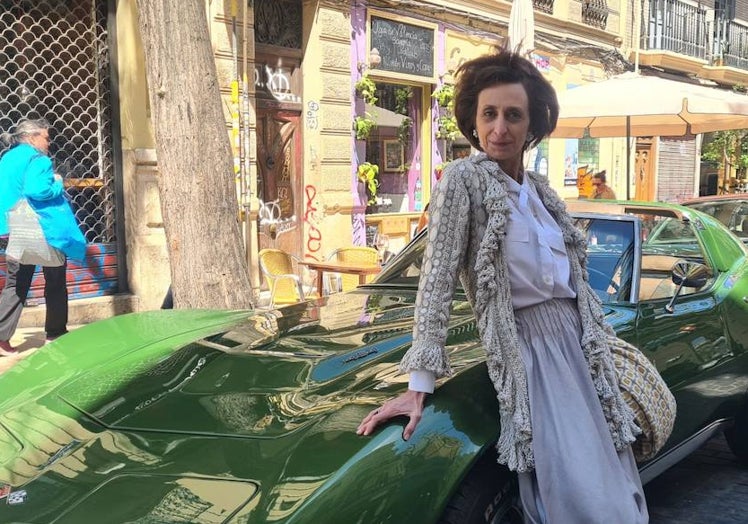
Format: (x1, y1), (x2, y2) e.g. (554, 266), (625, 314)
(400, 153), (639, 473)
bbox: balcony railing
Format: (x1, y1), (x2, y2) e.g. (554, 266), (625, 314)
(533, 0), (554, 15)
(582, 0), (608, 30)
(715, 13), (748, 69)
(644, 0), (708, 60)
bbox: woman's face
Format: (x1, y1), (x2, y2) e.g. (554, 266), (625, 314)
(474, 82), (530, 176)
(27, 129), (50, 154)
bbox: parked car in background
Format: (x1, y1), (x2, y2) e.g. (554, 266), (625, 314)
(682, 194), (748, 243)
(1, 202), (747, 523)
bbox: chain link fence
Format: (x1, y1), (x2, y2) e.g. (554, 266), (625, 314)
(0, 0), (116, 245)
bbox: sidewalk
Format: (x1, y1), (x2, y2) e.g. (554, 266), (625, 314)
(0, 325), (83, 375)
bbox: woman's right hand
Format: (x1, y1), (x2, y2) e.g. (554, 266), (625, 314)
(356, 389), (427, 441)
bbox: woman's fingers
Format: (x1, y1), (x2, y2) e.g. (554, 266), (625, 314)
(356, 390), (427, 439)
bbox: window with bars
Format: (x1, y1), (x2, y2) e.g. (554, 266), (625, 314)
(0, 0), (116, 245)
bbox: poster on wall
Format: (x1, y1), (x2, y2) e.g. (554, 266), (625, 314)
(564, 139), (579, 187)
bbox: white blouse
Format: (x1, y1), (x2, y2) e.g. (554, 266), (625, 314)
(409, 172), (576, 393)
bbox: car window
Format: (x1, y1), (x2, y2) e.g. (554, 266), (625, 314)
(636, 213), (714, 301)
(374, 230), (426, 287)
(685, 200), (748, 241)
(574, 217), (636, 303)
(375, 219), (637, 304)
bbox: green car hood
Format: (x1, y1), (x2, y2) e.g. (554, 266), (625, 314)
(0, 291), (497, 523)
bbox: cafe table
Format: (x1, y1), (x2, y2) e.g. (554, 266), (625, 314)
(299, 260), (381, 296)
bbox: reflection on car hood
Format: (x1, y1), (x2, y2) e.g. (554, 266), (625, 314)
(41, 292), (475, 439)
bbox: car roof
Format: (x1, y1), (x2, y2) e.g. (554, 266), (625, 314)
(681, 194), (748, 205)
(566, 199), (688, 219)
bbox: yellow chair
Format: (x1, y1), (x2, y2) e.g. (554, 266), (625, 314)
(258, 249), (312, 307)
(326, 246), (379, 293)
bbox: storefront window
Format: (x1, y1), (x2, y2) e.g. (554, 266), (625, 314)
(578, 130), (600, 173)
(364, 83), (424, 214)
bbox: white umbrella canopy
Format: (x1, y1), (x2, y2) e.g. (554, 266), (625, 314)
(552, 72), (748, 139)
(552, 72), (748, 198)
(508, 0), (535, 55)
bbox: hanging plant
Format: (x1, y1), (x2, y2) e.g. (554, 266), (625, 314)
(353, 112), (377, 140)
(436, 115), (460, 141)
(357, 162), (379, 204)
(394, 86), (413, 115)
(398, 116), (413, 145)
(355, 74), (378, 105)
(432, 83), (455, 110)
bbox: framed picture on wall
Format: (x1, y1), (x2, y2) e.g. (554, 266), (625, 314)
(383, 139), (404, 172)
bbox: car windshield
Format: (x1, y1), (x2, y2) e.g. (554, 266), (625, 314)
(685, 200), (748, 241)
(374, 216), (637, 304)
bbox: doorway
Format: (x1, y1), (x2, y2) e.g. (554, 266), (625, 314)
(256, 110), (303, 257)
(635, 138), (656, 201)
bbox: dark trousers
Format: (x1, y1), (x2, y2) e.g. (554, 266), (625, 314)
(0, 256), (68, 341)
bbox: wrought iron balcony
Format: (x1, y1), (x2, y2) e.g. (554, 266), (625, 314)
(715, 12), (748, 70)
(582, 0), (608, 30)
(533, 0), (554, 15)
(643, 0), (708, 60)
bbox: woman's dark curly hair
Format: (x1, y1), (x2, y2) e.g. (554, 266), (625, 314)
(454, 48), (559, 151)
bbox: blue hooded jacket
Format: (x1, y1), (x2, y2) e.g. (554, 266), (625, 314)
(0, 143), (87, 261)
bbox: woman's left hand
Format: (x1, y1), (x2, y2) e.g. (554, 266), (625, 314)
(356, 390), (427, 441)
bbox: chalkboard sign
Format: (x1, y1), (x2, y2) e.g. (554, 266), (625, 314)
(370, 16), (434, 78)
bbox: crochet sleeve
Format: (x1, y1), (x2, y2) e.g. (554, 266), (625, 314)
(400, 162), (470, 378)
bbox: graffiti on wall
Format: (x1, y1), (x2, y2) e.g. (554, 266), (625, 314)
(306, 100), (319, 130)
(254, 64), (300, 103)
(0, 244), (117, 301)
(304, 185), (323, 260)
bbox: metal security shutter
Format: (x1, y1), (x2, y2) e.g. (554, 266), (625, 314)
(0, 0), (119, 301)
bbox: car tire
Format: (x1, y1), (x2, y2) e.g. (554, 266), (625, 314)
(725, 397), (748, 465)
(438, 448), (523, 524)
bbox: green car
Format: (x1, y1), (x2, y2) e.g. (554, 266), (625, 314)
(1, 202), (747, 523)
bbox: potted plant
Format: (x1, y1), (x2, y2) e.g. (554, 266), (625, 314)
(353, 112), (377, 140)
(357, 162), (379, 204)
(436, 115), (460, 140)
(355, 74), (378, 105)
(432, 83), (455, 109)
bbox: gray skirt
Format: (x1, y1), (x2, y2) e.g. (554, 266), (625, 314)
(514, 298), (649, 524)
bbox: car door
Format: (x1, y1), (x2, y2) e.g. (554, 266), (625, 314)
(633, 211), (731, 444)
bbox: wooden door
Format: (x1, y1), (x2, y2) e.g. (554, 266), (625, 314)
(635, 138), (656, 202)
(256, 110), (303, 257)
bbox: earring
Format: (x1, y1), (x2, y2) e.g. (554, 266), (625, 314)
(472, 129), (478, 138)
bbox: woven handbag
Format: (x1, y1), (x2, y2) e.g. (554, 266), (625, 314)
(607, 335), (677, 461)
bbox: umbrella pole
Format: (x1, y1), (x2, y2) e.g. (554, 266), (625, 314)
(626, 115), (631, 200)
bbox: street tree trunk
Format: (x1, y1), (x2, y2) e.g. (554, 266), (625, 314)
(135, 0), (253, 309)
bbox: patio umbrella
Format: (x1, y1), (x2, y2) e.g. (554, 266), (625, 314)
(508, 0), (535, 55)
(551, 72), (748, 197)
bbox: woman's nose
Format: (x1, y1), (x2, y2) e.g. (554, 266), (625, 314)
(491, 116), (509, 135)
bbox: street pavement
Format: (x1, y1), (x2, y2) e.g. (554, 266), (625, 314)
(645, 434), (748, 523)
(0, 326), (47, 375)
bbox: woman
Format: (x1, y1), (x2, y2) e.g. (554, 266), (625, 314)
(357, 50), (648, 523)
(0, 119), (87, 355)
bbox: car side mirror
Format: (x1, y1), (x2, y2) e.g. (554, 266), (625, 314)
(665, 260), (711, 313)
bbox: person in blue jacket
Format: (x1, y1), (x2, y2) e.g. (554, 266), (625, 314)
(0, 119), (87, 355)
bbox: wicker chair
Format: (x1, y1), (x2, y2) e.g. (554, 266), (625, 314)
(326, 246), (379, 293)
(258, 248), (314, 308)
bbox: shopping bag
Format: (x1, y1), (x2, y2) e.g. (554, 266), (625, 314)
(5, 199), (65, 266)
